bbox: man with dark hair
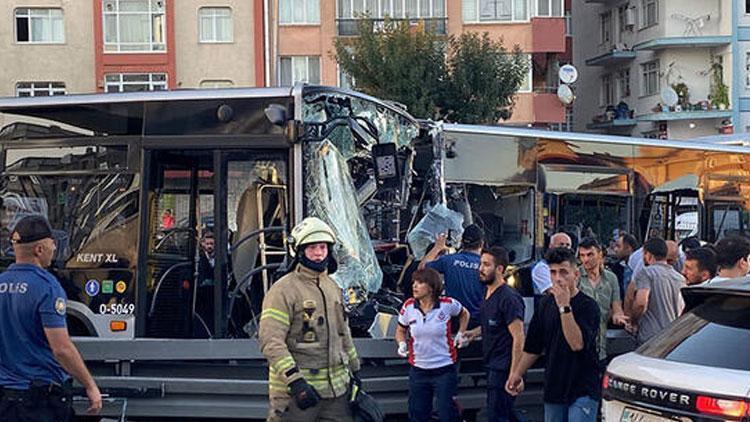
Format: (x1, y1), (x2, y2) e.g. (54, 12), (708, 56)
(682, 247), (717, 286)
(506, 248), (600, 422)
(679, 237), (701, 253)
(421, 224), (486, 328)
(707, 235), (750, 283)
(0, 215), (102, 421)
(577, 238), (628, 364)
(610, 233), (638, 297)
(627, 238), (685, 345)
(464, 246), (525, 421)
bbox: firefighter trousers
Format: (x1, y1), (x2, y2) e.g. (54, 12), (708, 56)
(267, 392), (353, 422)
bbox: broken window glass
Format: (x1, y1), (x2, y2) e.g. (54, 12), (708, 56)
(304, 140), (383, 293)
(407, 203), (465, 260)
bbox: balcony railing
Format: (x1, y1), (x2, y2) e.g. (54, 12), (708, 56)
(336, 18), (448, 36)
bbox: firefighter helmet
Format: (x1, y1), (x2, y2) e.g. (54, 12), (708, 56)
(290, 217), (336, 252)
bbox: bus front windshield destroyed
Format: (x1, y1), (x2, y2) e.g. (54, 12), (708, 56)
(302, 90), (419, 294)
(305, 140), (382, 293)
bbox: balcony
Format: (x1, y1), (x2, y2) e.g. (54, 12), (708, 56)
(586, 118), (637, 130)
(637, 109), (732, 122)
(585, 49), (637, 67)
(633, 35), (731, 51)
(531, 17), (566, 53)
(336, 18), (447, 37)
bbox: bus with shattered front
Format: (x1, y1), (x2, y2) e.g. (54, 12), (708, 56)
(0, 85), (489, 419)
(2, 85), (750, 419)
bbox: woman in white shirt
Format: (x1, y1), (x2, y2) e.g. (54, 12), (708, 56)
(395, 268), (469, 422)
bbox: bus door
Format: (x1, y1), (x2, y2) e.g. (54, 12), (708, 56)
(643, 192), (699, 242)
(222, 151), (288, 338)
(540, 165), (632, 246)
(704, 176), (750, 242)
(142, 150), (213, 338)
(706, 202), (749, 241)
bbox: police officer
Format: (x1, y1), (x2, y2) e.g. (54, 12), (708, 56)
(0, 215), (102, 421)
(259, 217), (359, 422)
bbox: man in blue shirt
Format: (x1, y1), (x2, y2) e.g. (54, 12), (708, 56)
(421, 224), (485, 328)
(466, 246), (525, 422)
(0, 215), (101, 421)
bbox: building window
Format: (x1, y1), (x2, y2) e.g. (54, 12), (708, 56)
(746, 0), (750, 14)
(641, 0), (658, 28)
(536, 0), (563, 17)
(519, 54), (532, 92)
(565, 10), (572, 36)
(746, 53), (750, 88)
(15, 82), (66, 97)
(102, 0), (166, 52)
(463, 0), (528, 22)
(601, 74), (614, 106)
(618, 3), (632, 33)
(617, 68), (631, 98)
(641, 61), (659, 96)
(280, 0), (320, 24)
(199, 80), (234, 89)
(338, 0), (446, 19)
(198, 7), (232, 42)
(15, 8), (64, 43)
(279, 56), (320, 86)
(338, 67), (355, 90)
(600, 11), (612, 45)
(105, 73), (167, 92)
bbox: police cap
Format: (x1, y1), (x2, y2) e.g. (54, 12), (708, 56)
(461, 224), (484, 245)
(11, 215), (53, 244)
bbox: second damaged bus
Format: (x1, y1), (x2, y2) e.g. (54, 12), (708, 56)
(440, 124), (750, 266)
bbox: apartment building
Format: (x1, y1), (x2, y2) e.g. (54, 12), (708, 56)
(735, 1), (750, 132)
(573, 0), (733, 139)
(1, 0), (261, 97)
(267, 0), (572, 126)
(2, 1), (571, 127)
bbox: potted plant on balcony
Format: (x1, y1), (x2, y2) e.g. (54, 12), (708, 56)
(709, 57), (729, 111)
(671, 82), (689, 110)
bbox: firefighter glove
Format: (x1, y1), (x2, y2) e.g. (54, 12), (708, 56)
(289, 378), (321, 410)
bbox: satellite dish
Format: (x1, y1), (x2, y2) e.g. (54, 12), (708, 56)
(660, 87), (679, 107)
(559, 65), (579, 84)
(557, 84), (575, 105)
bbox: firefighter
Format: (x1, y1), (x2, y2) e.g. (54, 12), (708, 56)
(259, 217), (360, 422)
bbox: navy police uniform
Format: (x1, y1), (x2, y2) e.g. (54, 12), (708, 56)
(0, 216), (75, 422)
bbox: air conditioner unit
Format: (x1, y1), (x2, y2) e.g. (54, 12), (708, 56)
(625, 7), (636, 27)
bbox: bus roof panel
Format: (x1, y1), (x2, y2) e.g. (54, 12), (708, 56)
(0, 87), (293, 110)
(443, 123), (750, 155)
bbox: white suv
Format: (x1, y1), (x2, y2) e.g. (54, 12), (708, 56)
(602, 279), (750, 421)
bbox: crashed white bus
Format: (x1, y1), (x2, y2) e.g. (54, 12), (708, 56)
(1, 85), (750, 419)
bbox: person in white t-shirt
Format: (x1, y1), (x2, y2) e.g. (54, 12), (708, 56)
(705, 235), (750, 284)
(396, 268), (469, 422)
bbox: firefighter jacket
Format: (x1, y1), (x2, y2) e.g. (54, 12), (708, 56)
(259, 263), (360, 399)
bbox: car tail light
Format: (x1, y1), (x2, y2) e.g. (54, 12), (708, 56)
(602, 373), (609, 390)
(696, 396), (749, 418)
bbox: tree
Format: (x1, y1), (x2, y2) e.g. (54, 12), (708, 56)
(334, 20), (529, 124)
(334, 19), (445, 119)
(441, 32), (529, 124)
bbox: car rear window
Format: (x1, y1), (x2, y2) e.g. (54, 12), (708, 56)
(637, 295), (750, 371)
